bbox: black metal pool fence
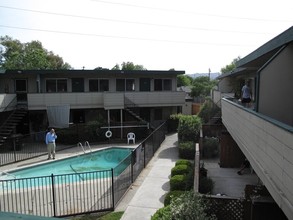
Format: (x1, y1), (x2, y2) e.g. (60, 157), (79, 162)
(0, 122), (167, 218)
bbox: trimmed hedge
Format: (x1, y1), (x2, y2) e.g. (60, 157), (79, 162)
(151, 205), (171, 220)
(171, 164), (191, 177)
(178, 141), (195, 160)
(175, 159), (192, 167)
(164, 190), (185, 206)
(170, 175), (186, 191)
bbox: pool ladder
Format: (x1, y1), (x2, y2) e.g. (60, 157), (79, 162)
(0, 171), (16, 179)
(77, 141), (92, 154)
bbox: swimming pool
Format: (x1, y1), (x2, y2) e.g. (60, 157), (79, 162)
(0, 147), (132, 188)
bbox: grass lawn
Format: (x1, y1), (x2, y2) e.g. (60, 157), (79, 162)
(70, 211), (124, 220)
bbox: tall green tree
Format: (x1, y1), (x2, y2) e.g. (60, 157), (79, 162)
(0, 36), (72, 70)
(190, 76), (217, 98)
(220, 56), (241, 74)
(112, 61), (146, 70)
(177, 74), (193, 87)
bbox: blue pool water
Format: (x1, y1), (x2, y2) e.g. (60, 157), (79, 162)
(0, 147), (132, 188)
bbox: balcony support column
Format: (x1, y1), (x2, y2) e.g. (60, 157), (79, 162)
(120, 109), (123, 139)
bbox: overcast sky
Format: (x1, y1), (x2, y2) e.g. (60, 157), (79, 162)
(1, 0), (292, 74)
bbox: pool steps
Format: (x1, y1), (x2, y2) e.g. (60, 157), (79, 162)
(77, 141), (92, 154)
(0, 171), (16, 179)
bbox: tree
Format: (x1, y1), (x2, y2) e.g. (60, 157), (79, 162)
(177, 74), (193, 87)
(0, 36), (72, 70)
(190, 76), (217, 99)
(220, 56), (241, 74)
(111, 61), (146, 70)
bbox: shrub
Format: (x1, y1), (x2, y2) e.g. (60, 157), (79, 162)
(151, 205), (171, 220)
(175, 159), (192, 167)
(199, 177), (215, 194)
(178, 141), (195, 160)
(177, 115), (201, 142)
(203, 137), (219, 158)
(168, 114), (180, 132)
(153, 191), (216, 220)
(171, 164), (191, 177)
(170, 191), (217, 220)
(198, 99), (220, 124)
(164, 190), (185, 206)
(170, 175), (186, 191)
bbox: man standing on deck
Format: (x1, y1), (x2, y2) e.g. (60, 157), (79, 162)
(45, 128), (57, 160)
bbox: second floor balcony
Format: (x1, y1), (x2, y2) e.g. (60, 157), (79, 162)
(24, 91), (185, 110)
(221, 97), (293, 219)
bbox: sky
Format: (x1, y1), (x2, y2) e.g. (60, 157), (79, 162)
(0, 0), (293, 74)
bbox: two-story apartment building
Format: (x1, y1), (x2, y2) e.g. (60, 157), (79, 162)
(0, 69), (185, 141)
(213, 26), (293, 219)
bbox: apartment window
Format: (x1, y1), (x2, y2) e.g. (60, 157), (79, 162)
(72, 78), (84, 92)
(100, 79), (109, 92)
(46, 79), (67, 92)
(154, 79), (172, 91)
(163, 79), (172, 91)
(126, 79), (135, 91)
(140, 78), (151, 91)
(116, 79), (135, 91)
(154, 79), (162, 91)
(116, 79), (125, 91)
(89, 79), (99, 92)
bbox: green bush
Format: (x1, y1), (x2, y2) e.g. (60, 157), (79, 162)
(167, 115), (179, 133)
(170, 175), (186, 191)
(199, 176), (215, 194)
(177, 114), (201, 142)
(153, 191), (216, 220)
(151, 205), (171, 220)
(198, 99), (220, 124)
(170, 191), (216, 220)
(175, 159), (192, 167)
(178, 141), (195, 160)
(185, 168), (195, 190)
(203, 137), (219, 158)
(171, 164), (191, 177)
(164, 190), (185, 206)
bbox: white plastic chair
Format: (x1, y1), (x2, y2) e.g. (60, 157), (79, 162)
(127, 132), (135, 144)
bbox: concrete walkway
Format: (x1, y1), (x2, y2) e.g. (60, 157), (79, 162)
(117, 133), (179, 220)
(116, 133), (259, 220)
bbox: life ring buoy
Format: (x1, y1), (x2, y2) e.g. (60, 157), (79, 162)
(105, 130), (112, 138)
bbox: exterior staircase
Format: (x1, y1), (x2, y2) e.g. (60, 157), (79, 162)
(0, 108), (28, 147)
(124, 108), (150, 127)
(124, 96), (154, 129)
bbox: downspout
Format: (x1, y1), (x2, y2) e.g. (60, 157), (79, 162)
(255, 44), (287, 112)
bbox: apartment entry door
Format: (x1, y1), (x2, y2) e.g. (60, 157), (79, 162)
(15, 79), (28, 104)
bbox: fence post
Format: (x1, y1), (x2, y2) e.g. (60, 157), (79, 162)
(111, 168), (115, 210)
(143, 143), (146, 168)
(194, 143), (200, 192)
(51, 174), (57, 217)
(131, 150), (134, 183)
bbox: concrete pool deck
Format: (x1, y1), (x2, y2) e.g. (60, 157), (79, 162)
(1, 142), (137, 173)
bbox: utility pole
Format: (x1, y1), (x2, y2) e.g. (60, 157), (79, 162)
(208, 68), (211, 80)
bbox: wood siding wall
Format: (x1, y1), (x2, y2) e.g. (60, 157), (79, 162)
(222, 98), (293, 220)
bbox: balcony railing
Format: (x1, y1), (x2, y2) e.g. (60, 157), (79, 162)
(221, 98), (293, 219)
(27, 91), (185, 110)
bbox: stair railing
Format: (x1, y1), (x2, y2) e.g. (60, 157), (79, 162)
(124, 95), (137, 108)
(0, 95), (17, 113)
